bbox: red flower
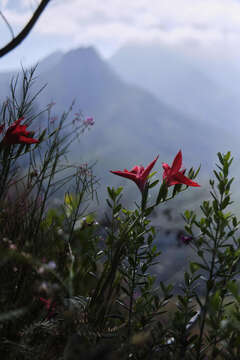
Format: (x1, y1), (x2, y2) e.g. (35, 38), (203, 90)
(39, 297), (56, 319)
(180, 235), (193, 245)
(83, 117), (94, 126)
(2, 117), (39, 145)
(0, 124), (4, 133)
(110, 155), (159, 192)
(162, 150), (200, 187)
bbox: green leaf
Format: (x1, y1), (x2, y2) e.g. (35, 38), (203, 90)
(193, 164), (201, 178)
(156, 182), (168, 203)
(210, 290), (221, 311)
(49, 128), (58, 137)
(232, 217), (238, 227)
(226, 178), (234, 193)
(195, 293), (203, 309)
(221, 195), (230, 210)
(38, 128), (47, 142)
(207, 279), (214, 291)
(184, 272), (190, 285)
(128, 256), (135, 267)
(115, 186), (123, 196)
(227, 230), (235, 238)
(184, 210), (191, 221)
(85, 214), (95, 224)
(141, 263), (148, 273)
(148, 171), (157, 179)
(64, 192), (73, 206)
(121, 286), (130, 296)
(218, 182), (225, 195)
(213, 199), (219, 213)
(227, 281), (239, 298)
(223, 164), (228, 177)
(213, 170), (221, 181)
(149, 179), (159, 188)
(106, 199), (112, 208)
(107, 186), (114, 200)
(15, 143), (25, 157)
(187, 167), (194, 178)
(144, 206), (154, 216)
(172, 183), (182, 197)
(160, 281), (173, 296)
(217, 152), (224, 165)
(209, 179), (214, 186)
(224, 151), (231, 162)
(190, 262), (200, 273)
(190, 262), (208, 272)
(114, 204), (122, 214)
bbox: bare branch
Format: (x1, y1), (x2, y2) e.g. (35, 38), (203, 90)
(0, 0), (51, 58)
(0, 11), (14, 39)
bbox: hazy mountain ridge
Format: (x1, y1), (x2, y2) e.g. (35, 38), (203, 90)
(109, 43), (240, 130)
(37, 48), (239, 175)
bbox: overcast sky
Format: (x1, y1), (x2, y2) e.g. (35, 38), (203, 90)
(1, 0), (240, 70)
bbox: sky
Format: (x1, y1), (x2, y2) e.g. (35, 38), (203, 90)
(1, 0), (240, 70)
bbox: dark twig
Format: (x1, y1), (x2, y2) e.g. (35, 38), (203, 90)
(0, 0), (51, 58)
(0, 11), (14, 39)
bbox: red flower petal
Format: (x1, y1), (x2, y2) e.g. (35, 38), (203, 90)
(142, 155), (159, 181)
(130, 165), (144, 175)
(9, 117), (24, 129)
(170, 150), (182, 174)
(110, 170), (137, 182)
(110, 156), (159, 192)
(18, 136), (39, 144)
(174, 172), (200, 187)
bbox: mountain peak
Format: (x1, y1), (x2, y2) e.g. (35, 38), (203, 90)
(37, 50), (63, 73)
(61, 46), (102, 67)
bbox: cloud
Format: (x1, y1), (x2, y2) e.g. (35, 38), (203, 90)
(1, 0), (240, 57)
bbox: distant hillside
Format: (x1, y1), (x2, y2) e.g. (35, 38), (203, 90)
(32, 48), (240, 180)
(37, 50), (63, 73)
(109, 43), (240, 130)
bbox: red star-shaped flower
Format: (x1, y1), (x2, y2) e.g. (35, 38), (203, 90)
(110, 155), (159, 192)
(2, 117), (39, 145)
(162, 150), (200, 187)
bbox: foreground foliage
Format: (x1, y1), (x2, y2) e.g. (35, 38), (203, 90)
(0, 69), (240, 360)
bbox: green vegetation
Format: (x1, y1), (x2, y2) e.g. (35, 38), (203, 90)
(1, 68), (240, 360)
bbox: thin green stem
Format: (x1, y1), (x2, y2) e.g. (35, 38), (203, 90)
(196, 193), (223, 359)
(127, 246), (138, 340)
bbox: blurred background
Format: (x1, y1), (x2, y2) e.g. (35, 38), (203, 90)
(1, 0), (240, 285)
